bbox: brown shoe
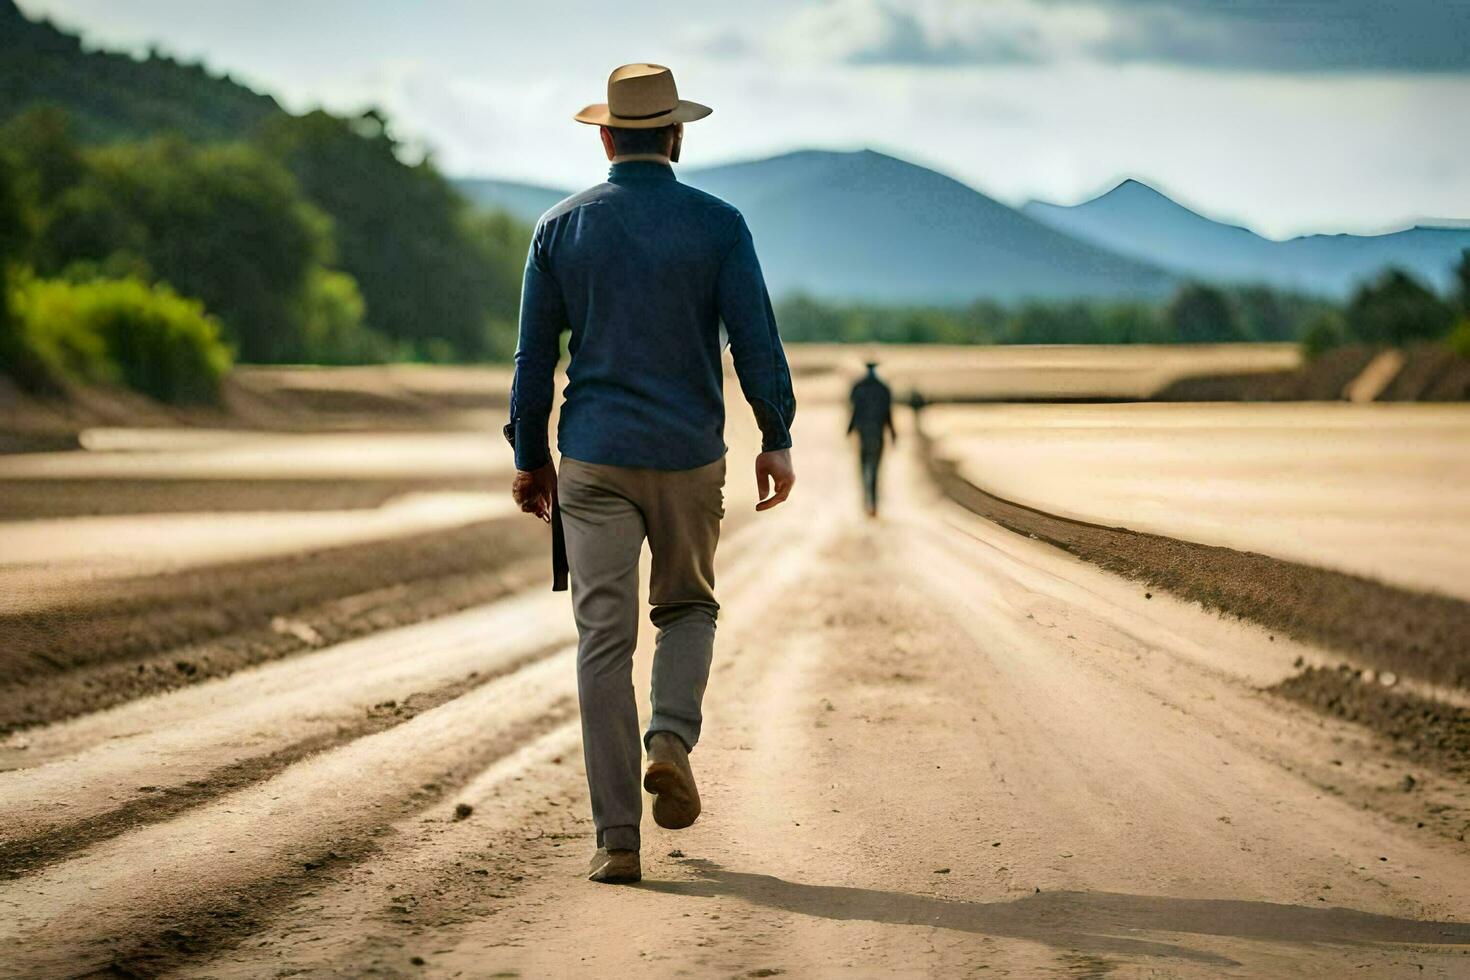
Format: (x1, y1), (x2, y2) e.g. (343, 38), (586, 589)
(587, 848), (641, 884)
(644, 731), (701, 830)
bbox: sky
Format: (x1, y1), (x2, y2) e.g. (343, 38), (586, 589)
(17, 0), (1470, 238)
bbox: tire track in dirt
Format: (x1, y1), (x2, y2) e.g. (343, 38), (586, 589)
(0, 639), (568, 879)
(919, 423), (1470, 782)
(175, 436), (851, 979)
(196, 723), (592, 979)
(0, 476), (492, 521)
(0, 653), (580, 978)
(921, 429), (1470, 689)
(72, 707), (579, 980)
(0, 517), (548, 733)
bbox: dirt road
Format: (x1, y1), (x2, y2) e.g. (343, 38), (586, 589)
(2, 398), (1468, 978)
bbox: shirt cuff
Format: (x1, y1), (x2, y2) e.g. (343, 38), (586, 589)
(750, 397), (794, 453)
(506, 419), (551, 471)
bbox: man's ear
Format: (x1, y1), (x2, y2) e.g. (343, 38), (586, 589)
(669, 123), (684, 163)
(600, 126), (616, 161)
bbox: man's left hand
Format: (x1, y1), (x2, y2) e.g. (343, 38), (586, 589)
(755, 449), (795, 512)
(512, 462), (557, 523)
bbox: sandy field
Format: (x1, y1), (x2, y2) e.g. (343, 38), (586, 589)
(0, 353), (1467, 978)
(789, 342), (1300, 401)
(925, 402), (1470, 600)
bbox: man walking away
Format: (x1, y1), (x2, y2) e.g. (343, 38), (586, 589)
(505, 64), (797, 885)
(848, 361), (895, 517)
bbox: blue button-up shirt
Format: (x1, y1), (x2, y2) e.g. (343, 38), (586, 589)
(506, 160), (796, 472)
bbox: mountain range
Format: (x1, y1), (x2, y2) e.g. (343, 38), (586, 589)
(6, 0), (1464, 306)
(459, 151), (1176, 303)
(1024, 180), (1470, 297)
(460, 159), (1469, 303)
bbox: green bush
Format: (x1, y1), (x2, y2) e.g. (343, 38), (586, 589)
(1166, 283), (1247, 343)
(1448, 320), (1470, 359)
(10, 274), (232, 402)
(1300, 311), (1346, 360)
(298, 267), (401, 364)
(1344, 268), (1454, 346)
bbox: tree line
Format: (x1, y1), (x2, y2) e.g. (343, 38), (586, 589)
(775, 257), (1470, 355)
(0, 103), (532, 401)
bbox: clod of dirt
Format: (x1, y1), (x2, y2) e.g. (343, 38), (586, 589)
(1271, 667), (1470, 779)
(667, 849), (685, 858)
(453, 803), (474, 821)
(410, 955), (426, 966)
(1144, 592), (1152, 599)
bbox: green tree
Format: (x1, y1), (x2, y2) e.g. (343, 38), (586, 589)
(0, 157), (44, 388)
(256, 110), (497, 358)
(1300, 311), (1346, 360)
(299, 267), (397, 364)
(1102, 302), (1170, 344)
(465, 208), (533, 359)
(0, 107), (86, 208)
(1453, 249), (1470, 318)
(41, 137), (331, 361)
(1165, 283), (1246, 343)
(1344, 268), (1454, 346)
(774, 294), (846, 344)
(1232, 285), (1292, 341)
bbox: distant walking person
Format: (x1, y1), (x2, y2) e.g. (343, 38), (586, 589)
(506, 64), (797, 885)
(848, 362), (895, 517)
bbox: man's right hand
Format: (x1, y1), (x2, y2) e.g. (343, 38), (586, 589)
(512, 462), (557, 523)
(755, 449), (795, 512)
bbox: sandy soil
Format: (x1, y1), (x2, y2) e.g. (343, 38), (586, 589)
(925, 402), (1470, 600)
(1, 395), (1467, 978)
(788, 342), (1300, 402)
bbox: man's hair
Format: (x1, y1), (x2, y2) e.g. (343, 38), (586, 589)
(606, 124), (676, 156)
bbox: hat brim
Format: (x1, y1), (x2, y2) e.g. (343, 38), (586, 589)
(574, 100), (712, 128)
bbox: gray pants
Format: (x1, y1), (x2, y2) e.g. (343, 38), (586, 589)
(557, 455), (725, 852)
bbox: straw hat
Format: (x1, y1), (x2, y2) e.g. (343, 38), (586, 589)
(574, 64), (712, 128)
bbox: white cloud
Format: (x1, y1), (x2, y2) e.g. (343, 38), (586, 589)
(16, 0), (1470, 235)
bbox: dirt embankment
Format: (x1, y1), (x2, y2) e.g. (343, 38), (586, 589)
(0, 475), (492, 520)
(919, 427), (1470, 778)
(0, 364), (516, 453)
(0, 517), (550, 734)
(1155, 343), (1470, 402)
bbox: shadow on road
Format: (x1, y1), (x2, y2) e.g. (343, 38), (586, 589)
(639, 860), (1470, 967)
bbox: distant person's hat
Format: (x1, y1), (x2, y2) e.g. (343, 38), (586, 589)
(574, 64), (712, 129)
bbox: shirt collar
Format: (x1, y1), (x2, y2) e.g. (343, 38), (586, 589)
(609, 160), (677, 183)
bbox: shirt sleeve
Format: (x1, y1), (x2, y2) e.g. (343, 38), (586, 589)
(506, 224), (567, 471)
(716, 214), (797, 453)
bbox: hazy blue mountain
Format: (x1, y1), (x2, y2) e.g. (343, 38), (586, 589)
(1024, 180), (1470, 297)
(455, 178), (568, 224)
(687, 150), (1173, 302)
(457, 150), (1173, 303)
